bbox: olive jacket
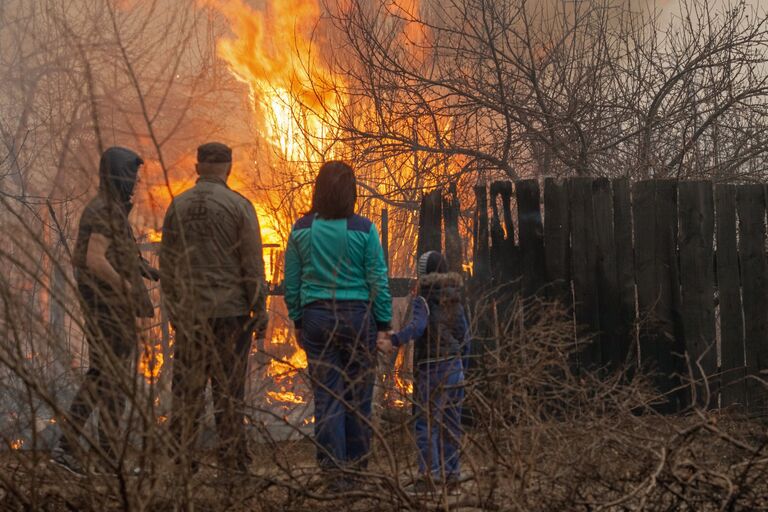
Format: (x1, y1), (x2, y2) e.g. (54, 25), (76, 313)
(159, 176), (267, 322)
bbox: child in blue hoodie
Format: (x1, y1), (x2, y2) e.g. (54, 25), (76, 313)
(378, 251), (470, 495)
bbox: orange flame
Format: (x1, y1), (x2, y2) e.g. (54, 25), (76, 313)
(10, 439), (23, 450)
(139, 342), (164, 382)
(206, 0), (344, 162)
(267, 389), (306, 405)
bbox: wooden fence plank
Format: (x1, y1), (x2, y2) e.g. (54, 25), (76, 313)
(612, 179), (636, 371)
(473, 184), (490, 282)
(489, 181), (520, 305)
(737, 184), (768, 414)
(593, 178), (622, 371)
(544, 178), (571, 307)
(516, 179), (546, 298)
(570, 177), (601, 370)
(633, 180), (685, 412)
(381, 208), (389, 273)
(443, 185), (462, 273)
(678, 181), (717, 408)
(715, 185), (745, 408)
(418, 190), (443, 257)
(655, 179), (686, 412)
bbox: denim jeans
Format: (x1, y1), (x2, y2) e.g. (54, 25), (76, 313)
(414, 357), (464, 479)
(301, 300), (376, 469)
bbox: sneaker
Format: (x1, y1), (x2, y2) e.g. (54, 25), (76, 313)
(442, 478), (462, 496)
(92, 463), (146, 477)
(50, 450), (86, 477)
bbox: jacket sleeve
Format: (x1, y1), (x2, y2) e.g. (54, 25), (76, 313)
(284, 230), (303, 328)
(240, 202), (267, 316)
(391, 296), (428, 347)
(159, 203), (180, 320)
(365, 223), (392, 330)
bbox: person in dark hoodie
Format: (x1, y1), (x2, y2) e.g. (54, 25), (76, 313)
(52, 147), (157, 476)
(378, 251), (469, 495)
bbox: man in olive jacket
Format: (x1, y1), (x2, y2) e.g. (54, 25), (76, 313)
(160, 142), (267, 472)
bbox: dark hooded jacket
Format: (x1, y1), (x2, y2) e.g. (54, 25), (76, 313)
(391, 272), (470, 364)
(73, 147), (153, 317)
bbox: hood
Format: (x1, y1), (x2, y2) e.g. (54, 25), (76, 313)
(419, 272), (464, 303)
(98, 147), (143, 212)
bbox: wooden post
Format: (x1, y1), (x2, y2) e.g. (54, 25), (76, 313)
(381, 208), (389, 275)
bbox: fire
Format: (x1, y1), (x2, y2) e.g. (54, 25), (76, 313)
(266, 327), (308, 383)
(139, 342), (164, 382)
(146, 229), (162, 243)
(207, 0), (344, 163)
(386, 347), (414, 408)
(10, 439), (23, 450)
(267, 390), (306, 405)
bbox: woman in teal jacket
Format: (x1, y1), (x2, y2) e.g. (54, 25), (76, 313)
(284, 161), (392, 482)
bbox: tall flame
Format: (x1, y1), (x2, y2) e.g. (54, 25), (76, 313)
(206, 0), (344, 162)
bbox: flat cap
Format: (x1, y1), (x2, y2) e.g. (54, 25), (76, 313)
(197, 142), (232, 163)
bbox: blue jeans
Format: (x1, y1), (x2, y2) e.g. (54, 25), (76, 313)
(301, 300), (376, 469)
(414, 358), (464, 480)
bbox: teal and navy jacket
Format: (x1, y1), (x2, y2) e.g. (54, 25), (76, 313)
(284, 213), (392, 330)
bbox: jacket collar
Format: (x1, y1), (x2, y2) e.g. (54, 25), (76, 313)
(196, 175), (229, 187)
(419, 272), (464, 288)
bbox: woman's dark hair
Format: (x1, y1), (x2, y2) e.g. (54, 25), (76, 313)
(310, 160), (357, 219)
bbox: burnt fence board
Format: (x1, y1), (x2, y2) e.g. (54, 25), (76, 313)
(543, 178), (571, 306)
(570, 177), (601, 369)
(715, 184), (745, 407)
(418, 190), (443, 257)
(633, 180), (684, 411)
(678, 181), (717, 408)
(516, 179), (546, 298)
(612, 178), (636, 370)
(490, 181), (519, 293)
(656, 179), (687, 411)
(452, 178), (768, 415)
(443, 186), (463, 273)
(473, 184), (490, 282)
(381, 208), (389, 272)
(737, 184), (768, 413)
(593, 178), (622, 371)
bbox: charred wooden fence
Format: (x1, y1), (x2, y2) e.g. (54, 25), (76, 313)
(421, 179), (768, 415)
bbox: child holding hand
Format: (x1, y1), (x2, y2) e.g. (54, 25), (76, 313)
(378, 251), (469, 495)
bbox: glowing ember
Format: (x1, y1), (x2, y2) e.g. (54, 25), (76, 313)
(267, 349), (308, 383)
(267, 390), (306, 405)
(139, 343), (164, 382)
(146, 229), (162, 243)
